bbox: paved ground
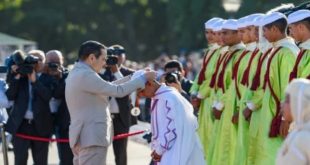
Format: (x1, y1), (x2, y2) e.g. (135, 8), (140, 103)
(0, 122), (152, 165)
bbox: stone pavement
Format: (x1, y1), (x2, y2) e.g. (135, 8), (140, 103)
(0, 121), (152, 165)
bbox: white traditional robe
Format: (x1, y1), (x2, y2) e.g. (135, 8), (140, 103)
(151, 85), (206, 165)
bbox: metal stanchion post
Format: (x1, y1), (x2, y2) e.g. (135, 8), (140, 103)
(0, 123), (9, 165)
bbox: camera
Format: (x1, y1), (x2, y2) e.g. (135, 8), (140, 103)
(107, 47), (125, 56)
(165, 71), (181, 84)
(17, 55), (39, 75)
(106, 47), (126, 65)
(106, 55), (118, 65)
(7, 50), (39, 75)
(48, 62), (60, 72)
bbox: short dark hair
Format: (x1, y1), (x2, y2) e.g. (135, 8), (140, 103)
(78, 40), (106, 61)
(164, 60), (183, 72)
(264, 18), (288, 34)
(294, 17), (310, 31)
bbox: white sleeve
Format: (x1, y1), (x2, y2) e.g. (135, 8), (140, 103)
(81, 72), (145, 98)
(246, 102), (256, 111)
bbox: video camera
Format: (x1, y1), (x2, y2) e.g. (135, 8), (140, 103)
(165, 71), (181, 84)
(106, 47), (125, 65)
(7, 50), (39, 75)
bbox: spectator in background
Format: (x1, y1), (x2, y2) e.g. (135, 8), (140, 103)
(154, 53), (170, 78)
(100, 45), (136, 165)
(183, 58), (196, 81)
(45, 50), (73, 165)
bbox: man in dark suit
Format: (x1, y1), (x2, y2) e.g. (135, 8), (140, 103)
(46, 50), (73, 165)
(5, 50), (54, 165)
(100, 45), (136, 165)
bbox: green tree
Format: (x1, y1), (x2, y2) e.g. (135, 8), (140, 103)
(0, 0), (308, 64)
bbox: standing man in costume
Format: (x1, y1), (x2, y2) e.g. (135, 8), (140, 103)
(211, 19), (245, 165)
(233, 13), (264, 165)
(191, 17), (224, 159)
(252, 12), (299, 165)
(245, 13), (274, 165)
(207, 19), (229, 164)
(279, 10), (310, 138)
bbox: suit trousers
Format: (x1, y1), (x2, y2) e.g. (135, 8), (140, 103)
(112, 114), (129, 165)
(13, 119), (49, 165)
(72, 143), (108, 165)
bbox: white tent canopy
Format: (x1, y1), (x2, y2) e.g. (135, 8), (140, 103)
(0, 32), (37, 65)
(0, 32), (36, 47)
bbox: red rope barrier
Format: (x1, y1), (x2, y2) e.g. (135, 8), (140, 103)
(15, 130), (148, 143)
(113, 130), (146, 140)
(15, 133), (68, 143)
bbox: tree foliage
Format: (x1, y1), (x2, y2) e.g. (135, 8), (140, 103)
(0, 0), (306, 63)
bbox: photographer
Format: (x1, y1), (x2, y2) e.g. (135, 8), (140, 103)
(100, 45), (136, 165)
(163, 60), (193, 100)
(45, 50), (73, 165)
(5, 50), (54, 165)
(28, 50), (45, 73)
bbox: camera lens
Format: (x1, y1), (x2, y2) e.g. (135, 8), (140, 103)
(106, 56), (118, 65)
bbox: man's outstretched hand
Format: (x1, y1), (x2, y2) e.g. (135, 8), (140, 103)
(144, 70), (157, 81)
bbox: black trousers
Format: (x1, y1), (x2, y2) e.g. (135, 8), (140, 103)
(54, 126), (74, 165)
(112, 114), (130, 165)
(13, 119), (49, 165)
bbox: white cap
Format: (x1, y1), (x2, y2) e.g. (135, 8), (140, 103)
(247, 13), (265, 26)
(204, 17), (222, 30)
(213, 19), (225, 32)
(222, 19), (238, 30)
(260, 12), (287, 26)
(237, 16), (249, 29)
(288, 9), (310, 24)
(252, 14), (265, 26)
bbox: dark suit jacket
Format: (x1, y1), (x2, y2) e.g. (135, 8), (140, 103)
(100, 66), (137, 128)
(52, 70), (71, 133)
(5, 74), (54, 137)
